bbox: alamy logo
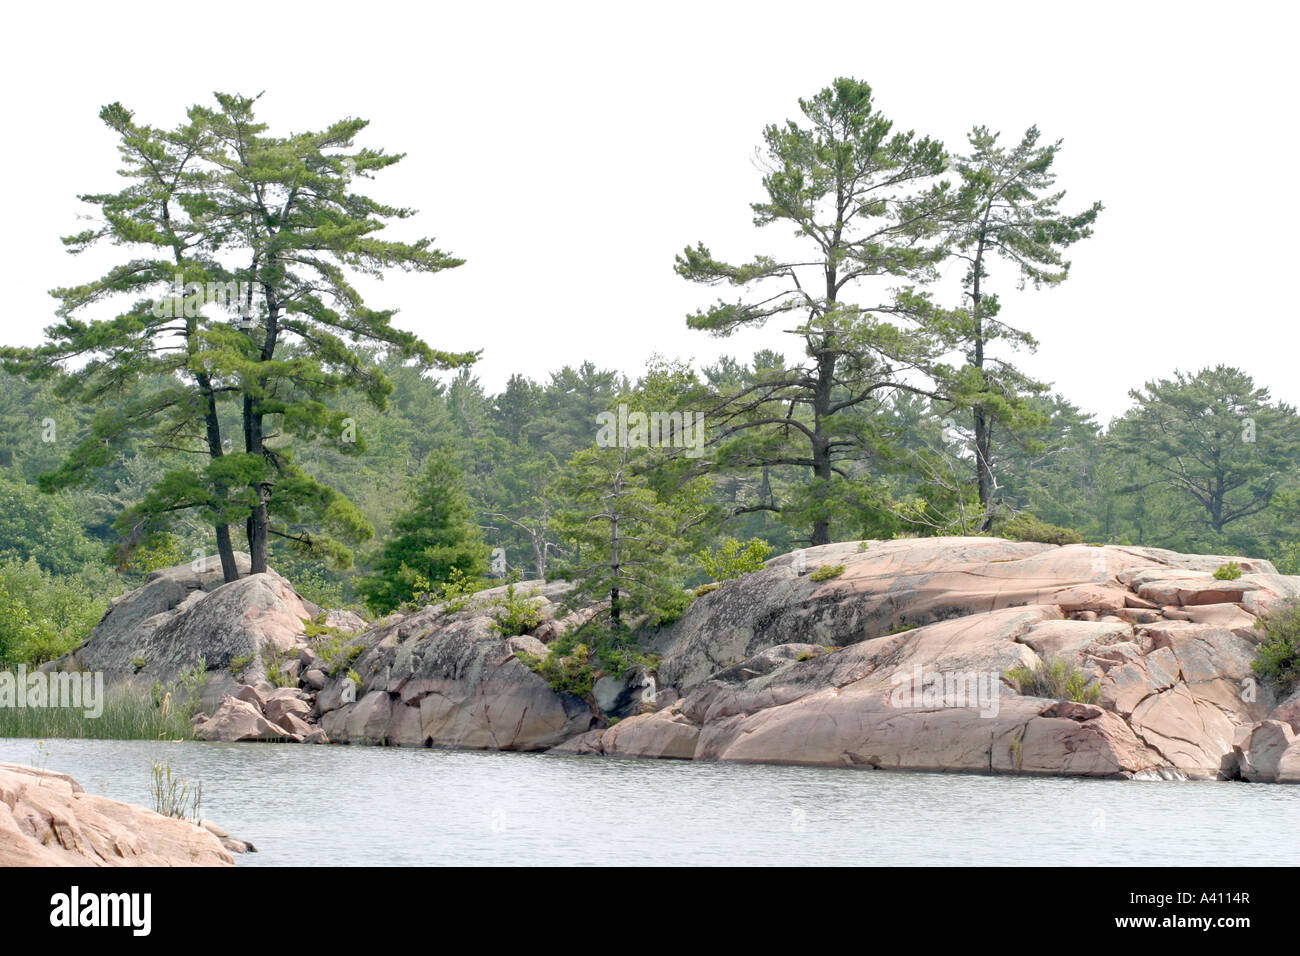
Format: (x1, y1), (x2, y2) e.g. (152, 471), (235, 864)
(0, 665), (104, 718)
(595, 403), (706, 458)
(888, 664), (1002, 718)
(151, 273), (261, 320)
(49, 886), (151, 937)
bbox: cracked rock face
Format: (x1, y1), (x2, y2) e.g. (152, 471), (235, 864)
(323, 580), (598, 750)
(0, 763), (233, 866)
(53, 541), (1300, 780)
(553, 537), (1300, 780)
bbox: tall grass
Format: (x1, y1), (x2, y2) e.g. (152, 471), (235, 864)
(150, 760), (203, 820)
(0, 682), (200, 740)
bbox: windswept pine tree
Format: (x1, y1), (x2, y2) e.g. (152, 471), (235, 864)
(1, 103), (252, 579)
(4, 94), (475, 581)
(676, 78), (962, 544)
(943, 125), (1102, 527)
(194, 93), (476, 574)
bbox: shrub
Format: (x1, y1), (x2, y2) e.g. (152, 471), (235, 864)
(0, 558), (118, 667)
(262, 646), (296, 688)
(1006, 657), (1101, 703)
(1253, 598), (1300, 691)
(1213, 561), (1243, 581)
(995, 514), (1083, 546)
(279, 561), (349, 610)
(602, 645), (662, 682)
(515, 642), (594, 698)
(1273, 542), (1300, 576)
(809, 564), (845, 582)
(434, 567), (489, 614)
(488, 583), (545, 637)
(311, 631), (366, 677)
(694, 537), (774, 582)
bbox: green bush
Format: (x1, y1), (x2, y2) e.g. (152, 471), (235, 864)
(262, 646), (296, 688)
(1273, 542), (1300, 576)
(488, 583), (545, 637)
(995, 514), (1083, 546)
(1213, 561), (1243, 581)
(515, 642), (595, 698)
(0, 558), (118, 667)
(693, 537), (774, 581)
(311, 632), (366, 677)
(1253, 598), (1300, 691)
(809, 564), (845, 582)
(1006, 658), (1101, 703)
(284, 564), (349, 610)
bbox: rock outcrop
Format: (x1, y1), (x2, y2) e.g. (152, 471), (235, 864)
(50, 553), (320, 712)
(0, 763), (234, 866)
(323, 581), (597, 749)
(64, 539), (1300, 782)
(555, 537), (1300, 781)
(64, 561), (597, 751)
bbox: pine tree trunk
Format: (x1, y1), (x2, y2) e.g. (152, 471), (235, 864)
(971, 236), (995, 532)
(975, 408), (994, 532)
(243, 288), (280, 577)
(810, 350), (834, 546)
(244, 391), (270, 575)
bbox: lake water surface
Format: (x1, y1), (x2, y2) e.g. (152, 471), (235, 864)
(1, 738), (1294, 866)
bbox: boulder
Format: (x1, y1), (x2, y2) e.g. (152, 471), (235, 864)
(317, 677), (357, 714)
(323, 609), (368, 633)
(552, 702), (700, 760)
(192, 695), (298, 742)
(57, 554), (314, 687)
(1236, 720), (1300, 782)
(320, 691), (393, 744)
(264, 692), (313, 727)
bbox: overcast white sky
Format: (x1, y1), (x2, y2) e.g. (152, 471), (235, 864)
(3, 0), (1296, 424)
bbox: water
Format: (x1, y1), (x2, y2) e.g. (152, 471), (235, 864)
(1, 738), (1294, 866)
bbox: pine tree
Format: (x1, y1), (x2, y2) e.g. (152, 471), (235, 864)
(194, 92), (476, 574)
(552, 445), (695, 630)
(1, 103), (251, 579)
(356, 448), (490, 614)
(6, 94), (476, 581)
(1109, 367), (1300, 540)
(676, 78), (962, 545)
(944, 125), (1102, 527)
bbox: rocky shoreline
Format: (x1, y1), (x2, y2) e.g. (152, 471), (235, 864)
(44, 537), (1300, 783)
(0, 762), (241, 866)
